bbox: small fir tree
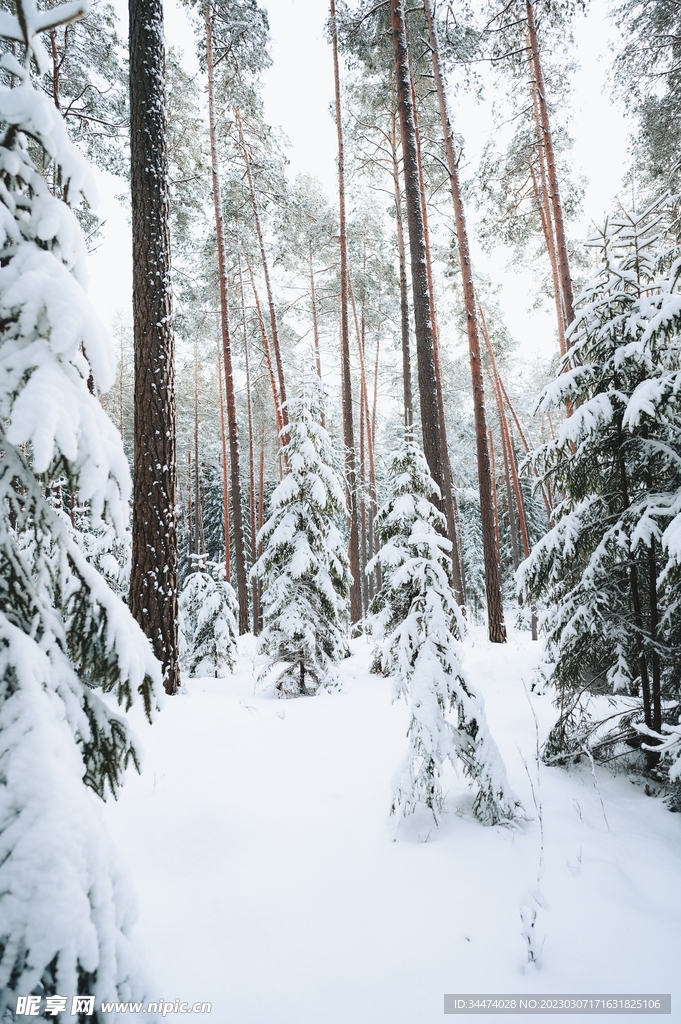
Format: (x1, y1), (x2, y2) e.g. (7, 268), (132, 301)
(179, 558), (238, 678)
(520, 198), (681, 774)
(0, 0), (161, 1010)
(252, 386), (351, 697)
(368, 433), (521, 825)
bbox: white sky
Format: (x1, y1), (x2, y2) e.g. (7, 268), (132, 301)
(86, 0), (633, 360)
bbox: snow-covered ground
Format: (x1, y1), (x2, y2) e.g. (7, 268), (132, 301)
(104, 628), (681, 1022)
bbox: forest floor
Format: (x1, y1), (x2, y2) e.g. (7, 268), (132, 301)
(104, 625), (681, 1023)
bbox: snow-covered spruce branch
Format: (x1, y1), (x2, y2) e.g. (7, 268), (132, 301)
(0, 1), (162, 1011)
(521, 198), (681, 789)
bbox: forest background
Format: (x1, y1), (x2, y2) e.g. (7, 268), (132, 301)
(89, 0), (630, 353)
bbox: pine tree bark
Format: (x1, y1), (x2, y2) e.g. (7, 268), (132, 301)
(391, 114), (413, 428)
(390, 0), (446, 521)
(526, 0), (575, 333)
(411, 77), (465, 606)
(488, 428), (501, 564)
(206, 7), (249, 633)
(129, 0), (180, 693)
(529, 149), (566, 356)
(193, 339), (205, 557)
(186, 451), (193, 557)
(216, 351), (231, 581)
(246, 258), (284, 439)
(424, 0), (506, 641)
(331, 0), (362, 626)
(239, 260), (260, 634)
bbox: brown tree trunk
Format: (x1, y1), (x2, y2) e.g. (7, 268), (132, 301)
(390, 0), (447, 529)
(526, 0), (575, 333)
(206, 7), (249, 633)
(193, 339), (205, 557)
(217, 350), (231, 581)
(129, 0), (180, 693)
(424, 0), (506, 641)
(616, 421), (652, 729)
(309, 248), (324, 382)
(245, 258), (284, 439)
(308, 251), (326, 433)
(499, 413), (520, 573)
(236, 110), (288, 429)
(240, 260), (260, 633)
(331, 0), (362, 626)
(391, 114), (413, 428)
(478, 297), (552, 520)
(348, 275), (370, 616)
(529, 156), (566, 356)
(370, 331), (381, 596)
(411, 77), (465, 605)
(119, 332), (124, 441)
(187, 450), (193, 557)
(489, 428), (501, 564)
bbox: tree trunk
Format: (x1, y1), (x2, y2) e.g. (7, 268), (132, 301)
(529, 157), (566, 356)
(478, 296), (552, 520)
(193, 338), (205, 557)
(411, 76), (465, 606)
(488, 428), (501, 564)
(187, 450), (193, 557)
(217, 350), (231, 581)
(129, 0), (180, 693)
(245, 258), (284, 439)
(391, 114), (413, 428)
(499, 413), (520, 573)
(390, 0), (446, 524)
(309, 248), (324, 382)
(236, 110), (288, 429)
(206, 7), (249, 633)
(257, 421), (265, 633)
(347, 274), (370, 617)
(424, 0), (506, 641)
(331, 0), (362, 626)
(616, 420), (652, 729)
(526, 0), (575, 333)
(240, 259), (260, 634)
(371, 330), (381, 596)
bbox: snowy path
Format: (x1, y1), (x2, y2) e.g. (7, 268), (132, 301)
(105, 631), (681, 1022)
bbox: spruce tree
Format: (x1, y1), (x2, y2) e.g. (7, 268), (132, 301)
(0, 0), (161, 1008)
(179, 559), (238, 678)
(521, 198), (681, 771)
(253, 385), (351, 697)
(368, 433), (520, 825)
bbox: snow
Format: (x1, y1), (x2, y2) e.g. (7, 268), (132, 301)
(103, 628), (681, 1021)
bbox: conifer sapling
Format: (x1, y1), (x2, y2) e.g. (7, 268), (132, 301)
(252, 385), (351, 697)
(179, 557), (238, 678)
(368, 432), (521, 825)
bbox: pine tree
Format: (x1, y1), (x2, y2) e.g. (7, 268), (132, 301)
(521, 198), (681, 770)
(253, 385), (351, 697)
(179, 559), (238, 678)
(129, 0), (180, 693)
(0, 0), (161, 1006)
(368, 433), (520, 825)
